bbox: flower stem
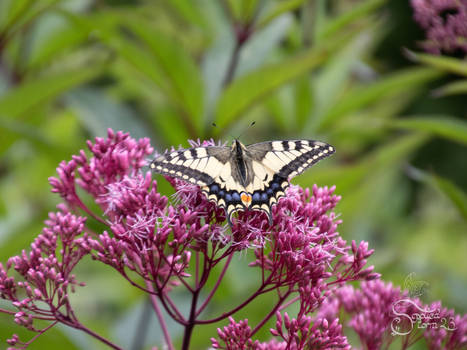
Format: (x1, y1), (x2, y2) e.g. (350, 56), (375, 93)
(196, 252), (233, 317)
(222, 38), (243, 87)
(196, 277), (271, 324)
(73, 193), (108, 225)
(181, 289), (201, 350)
(250, 290), (291, 337)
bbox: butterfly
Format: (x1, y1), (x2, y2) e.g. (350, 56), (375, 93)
(150, 140), (334, 226)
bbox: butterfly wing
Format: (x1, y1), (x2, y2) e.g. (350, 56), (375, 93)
(243, 140), (335, 221)
(150, 146), (231, 187)
(151, 146), (247, 223)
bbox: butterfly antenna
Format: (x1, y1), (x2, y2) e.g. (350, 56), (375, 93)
(212, 122), (236, 143)
(236, 121), (256, 141)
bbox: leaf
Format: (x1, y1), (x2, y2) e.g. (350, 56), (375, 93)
(0, 0), (61, 40)
(317, 0), (386, 40)
(109, 35), (168, 91)
(235, 14), (293, 78)
(167, 0), (208, 28)
(405, 50), (467, 77)
(124, 19), (204, 134)
(0, 0), (31, 32)
(301, 132), (430, 194)
(406, 166), (467, 222)
(215, 44), (330, 132)
(432, 175), (467, 222)
(432, 79), (467, 97)
(151, 106), (191, 146)
(258, 0), (307, 28)
(264, 84), (298, 133)
(26, 15), (91, 70)
(307, 24), (382, 133)
(201, 2), (235, 115)
(293, 76), (313, 129)
(65, 88), (150, 140)
(318, 67), (444, 130)
(392, 116), (467, 146)
(310, 0), (327, 44)
(0, 65), (106, 118)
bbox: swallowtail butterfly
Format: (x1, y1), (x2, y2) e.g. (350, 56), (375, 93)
(151, 140), (334, 225)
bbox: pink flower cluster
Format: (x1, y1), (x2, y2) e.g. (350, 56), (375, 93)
(317, 280), (467, 350)
(1, 129), (466, 350)
(411, 0), (467, 55)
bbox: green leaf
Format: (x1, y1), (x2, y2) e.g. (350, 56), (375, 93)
(318, 67), (444, 130)
(26, 15), (91, 70)
(0, 65), (106, 118)
(432, 175), (467, 222)
(301, 132), (430, 194)
(0, 0), (31, 32)
(308, 24), (382, 133)
(0, 0), (61, 41)
(201, 3), (235, 115)
(167, 0), (208, 29)
(124, 20), (204, 134)
(258, 0), (307, 28)
(215, 45), (329, 132)
(405, 50), (467, 77)
(365, 132), (429, 169)
(236, 14), (293, 77)
(407, 166), (467, 222)
(65, 88), (150, 140)
(109, 35), (168, 91)
(293, 76), (313, 129)
(392, 116), (467, 146)
(432, 79), (467, 97)
(310, 0), (327, 44)
(318, 0), (386, 40)
(229, 0), (259, 21)
(151, 107), (191, 146)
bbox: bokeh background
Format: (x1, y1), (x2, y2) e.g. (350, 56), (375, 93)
(1, 0), (466, 348)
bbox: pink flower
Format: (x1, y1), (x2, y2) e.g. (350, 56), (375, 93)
(317, 280), (467, 350)
(411, 0), (467, 55)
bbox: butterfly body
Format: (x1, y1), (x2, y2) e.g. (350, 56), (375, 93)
(151, 140), (334, 225)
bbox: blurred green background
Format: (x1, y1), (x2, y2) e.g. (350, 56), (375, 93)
(1, 0), (466, 348)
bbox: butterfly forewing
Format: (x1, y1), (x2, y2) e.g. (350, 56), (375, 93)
(243, 140), (335, 221)
(151, 140), (335, 226)
(150, 146), (230, 186)
(247, 140), (335, 178)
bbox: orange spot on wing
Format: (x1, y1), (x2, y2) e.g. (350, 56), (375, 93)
(240, 193), (252, 207)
